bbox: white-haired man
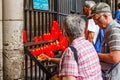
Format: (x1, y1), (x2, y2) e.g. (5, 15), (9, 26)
(89, 2), (120, 80)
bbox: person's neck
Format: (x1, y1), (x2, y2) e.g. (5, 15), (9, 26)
(69, 37), (74, 44)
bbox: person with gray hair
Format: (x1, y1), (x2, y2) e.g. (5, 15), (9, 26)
(58, 14), (102, 80)
(83, 0), (96, 16)
(83, 0), (104, 53)
(89, 2), (120, 80)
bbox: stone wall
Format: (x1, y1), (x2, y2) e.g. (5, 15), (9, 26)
(0, 0), (3, 79)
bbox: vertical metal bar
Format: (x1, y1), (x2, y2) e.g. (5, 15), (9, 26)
(54, 0), (58, 20)
(52, 0), (53, 11)
(49, 13), (51, 31)
(35, 63), (37, 80)
(57, 0), (59, 24)
(53, 0), (55, 20)
(43, 12), (45, 34)
(61, 0), (63, 13)
(115, 0), (118, 10)
(47, 13), (49, 33)
(48, 0), (51, 31)
(64, 0), (66, 13)
(66, 0), (69, 14)
(42, 12), (44, 35)
(30, 58), (33, 80)
(29, 0), (32, 9)
(29, 11), (32, 42)
(59, 0), (61, 29)
(68, 0), (70, 13)
(59, 0), (61, 13)
(49, 0), (52, 12)
(70, 0), (72, 12)
(45, 13), (47, 33)
(39, 67), (41, 80)
(75, 0), (77, 13)
(34, 11), (36, 36)
(29, 0), (33, 9)
(38, 12), (40, 36)
(43, 73), (45, 80)
(31, 0), (33, 9)
(41, 69), (43, 80)
(58, 0), (60, 29)
(25, 55), (28, 80)
(61, 0), (63, 29)
(62, 0), (64, 13)
(46, 13), (49, 33)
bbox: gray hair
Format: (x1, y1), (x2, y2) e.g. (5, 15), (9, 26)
(63, 14), (85, 38)
(84, 0), (96, 9)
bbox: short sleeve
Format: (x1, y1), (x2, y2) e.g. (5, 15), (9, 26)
(59, 47), (79, 77)
(88, 19), (96, 32)
(108, 27), (120, 50)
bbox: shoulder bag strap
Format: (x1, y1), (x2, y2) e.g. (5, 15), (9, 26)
(69, 46), (78, 64)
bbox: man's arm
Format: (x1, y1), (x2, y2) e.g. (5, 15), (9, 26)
(98, 50), (120, 64)
(45, 55), (60, 64)
(49, 58), (60, 64)
(87, 31), (94, 43)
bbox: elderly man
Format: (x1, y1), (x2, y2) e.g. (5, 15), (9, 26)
(89, 2), (120, 80)
(58, 14), (102, 80)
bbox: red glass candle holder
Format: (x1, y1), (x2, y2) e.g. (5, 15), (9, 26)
(23, 30), (27, 43)
(33, 36), (38, 42)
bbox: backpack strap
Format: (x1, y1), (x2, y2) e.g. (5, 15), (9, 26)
(69, 46), (78, 64)
(108, 61), (120, 73)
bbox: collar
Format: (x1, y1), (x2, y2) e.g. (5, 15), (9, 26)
(71, 37), (85, 45)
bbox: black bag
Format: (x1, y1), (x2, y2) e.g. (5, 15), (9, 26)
(104, 62), (120, 80)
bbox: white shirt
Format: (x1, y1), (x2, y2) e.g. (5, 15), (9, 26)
(87, 19), (99, 44)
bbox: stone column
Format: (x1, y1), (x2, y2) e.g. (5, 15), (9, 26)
(0, 0), (3, 80)
(3, 0), (24, 80)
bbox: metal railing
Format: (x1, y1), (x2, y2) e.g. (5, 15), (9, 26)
(24, 40), (60, 80)
(24, 47), (52, 80)
(24, 48), (60, 80)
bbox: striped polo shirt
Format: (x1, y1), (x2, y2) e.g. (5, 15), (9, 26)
(102, 20), (120, 53)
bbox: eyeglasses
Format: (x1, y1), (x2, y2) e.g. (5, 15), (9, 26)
(93, 15), (103, 22)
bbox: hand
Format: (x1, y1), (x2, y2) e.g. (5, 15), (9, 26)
(37, 53), (49, 61)
(45, 55), (52, 61)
